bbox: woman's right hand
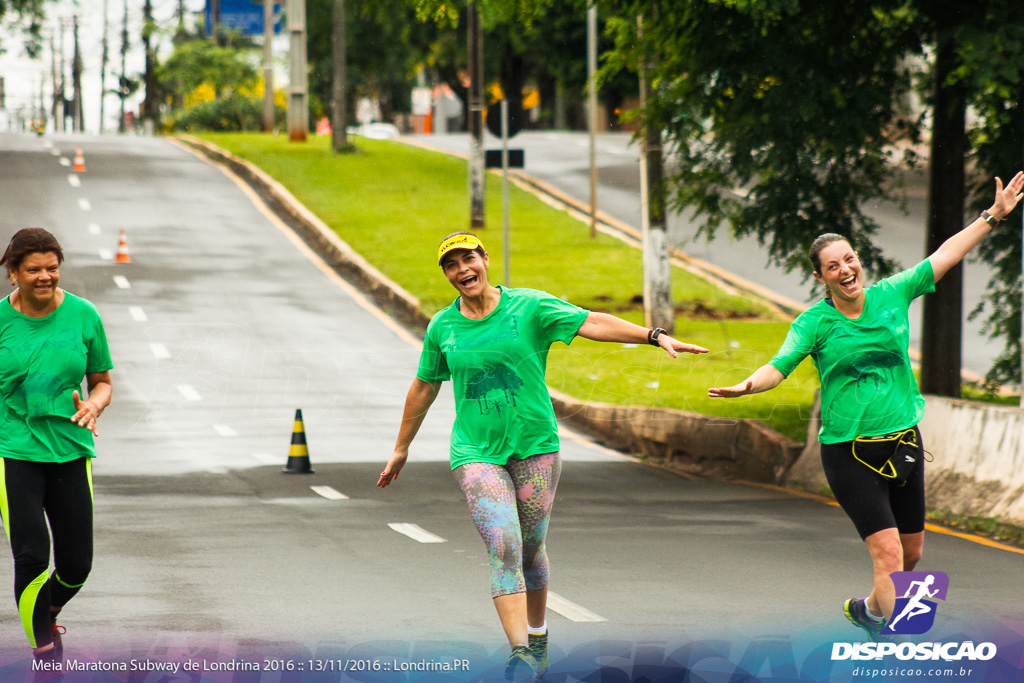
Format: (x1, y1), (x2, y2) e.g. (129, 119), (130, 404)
(377, 450), (409, 488)
(707, 380), (754, 398)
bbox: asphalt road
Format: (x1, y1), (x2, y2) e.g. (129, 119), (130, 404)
(406, 131), (1004, 380)
(0, 133), (1020, 681)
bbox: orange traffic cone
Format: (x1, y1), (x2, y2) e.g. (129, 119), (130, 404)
(115, 230), (131, 263)
(73, 146), (86, 172)
(283, 409), (314, 474)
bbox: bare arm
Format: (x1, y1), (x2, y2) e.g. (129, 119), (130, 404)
(576, 311), (709, 357)
(929, 171), (1024, 283)
(377, 378), (443, 487)
(71, 370), (113, 436)
(707, 364), (785, 398)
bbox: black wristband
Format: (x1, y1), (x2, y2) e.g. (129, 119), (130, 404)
(648, 327), (666, 346)
(981, 210), (1000, 227)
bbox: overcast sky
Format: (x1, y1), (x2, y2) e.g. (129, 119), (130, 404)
(0, 0), (285, 134)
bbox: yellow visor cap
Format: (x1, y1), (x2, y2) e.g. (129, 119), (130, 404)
(438, 234), (485, 265)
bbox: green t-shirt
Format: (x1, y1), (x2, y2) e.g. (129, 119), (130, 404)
(769, 259), (935, 444)
(417, 286), (589, 469)
(0, 291), (114, 462)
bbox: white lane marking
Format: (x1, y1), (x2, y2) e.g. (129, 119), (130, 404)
(311, 485), (348, 500)
(252, 452), (280, 465)
(388, 523), (447, 544)
(68, 175), (81, 187)
(44, 141), (54, 148)
(213, 424), (238, 437)
(59, 157), (71, 166)
(149, 342), (171, 360)
(176, 385), (201, 401)
(78, 198), (91, 211)
(113, 275), (130, 289)
(88, 223), (101, 235)
(546, 592), (607, 622)
(128, 306), (147, 322)
(98, 248), (113, 261)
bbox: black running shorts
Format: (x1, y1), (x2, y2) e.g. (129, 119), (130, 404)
(819, 426), (926, 540)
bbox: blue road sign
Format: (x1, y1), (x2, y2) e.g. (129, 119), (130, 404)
(205, 0), (282, 36)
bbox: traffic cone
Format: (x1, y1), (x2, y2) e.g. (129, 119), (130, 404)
(283, 409), (314, 474)
(115, 229), (131, 263)
(73, 146), (86, 172)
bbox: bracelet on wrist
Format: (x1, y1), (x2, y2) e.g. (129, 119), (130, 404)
(648, 327), (666, 346)
(981, 210), (1000, 227)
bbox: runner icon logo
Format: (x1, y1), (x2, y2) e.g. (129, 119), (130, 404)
(885, 571), (949, 635)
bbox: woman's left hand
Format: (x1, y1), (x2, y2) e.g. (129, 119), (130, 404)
(657, 335), (710, 358)
(71, 390), (103, 436)
(991, 171), (1024, 219)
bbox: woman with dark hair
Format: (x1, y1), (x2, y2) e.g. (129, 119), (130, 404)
(0, 228), (113, 672)
(709, 172), (1024, 641)
(379, 231), (709, 679)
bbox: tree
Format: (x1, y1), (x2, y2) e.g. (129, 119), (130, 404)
(595, 0), (1024, 392)
(960, 0), (1024, 386)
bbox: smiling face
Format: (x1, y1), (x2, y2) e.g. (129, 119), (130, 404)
(10, 251), (61, 310)
(441, 248), (490, 297)
(813, 240), (863, 303)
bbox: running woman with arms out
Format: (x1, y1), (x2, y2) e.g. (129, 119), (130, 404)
(708, 172), (1024, 640)
(379, 232), (708, 680)
(0, 228), (114, 673)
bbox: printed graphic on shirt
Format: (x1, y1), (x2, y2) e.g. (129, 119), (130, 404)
(465, 366), (524, 415)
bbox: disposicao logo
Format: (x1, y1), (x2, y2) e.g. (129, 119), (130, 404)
(885, 570), (949, 635)
(831, 570), (998, 663)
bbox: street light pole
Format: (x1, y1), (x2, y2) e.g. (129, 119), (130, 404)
(286, 0), (308, 141)
(467, 1), (485, 229)
(587, 4), (598, 239)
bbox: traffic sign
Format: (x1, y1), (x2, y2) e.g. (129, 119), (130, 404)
(206, 0), (282, 36)
(486, 100), (524, 139)
(485, 149), (524, 168)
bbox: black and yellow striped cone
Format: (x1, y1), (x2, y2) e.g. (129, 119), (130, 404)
(283, 409), (315, 474)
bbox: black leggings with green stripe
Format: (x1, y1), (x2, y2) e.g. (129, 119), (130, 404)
(0, 456), (93, 649)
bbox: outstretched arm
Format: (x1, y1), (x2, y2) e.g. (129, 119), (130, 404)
(378, 378), (442, 487)
(576, 311), (709, 357)
(929, 171), (1024, 283)
(708, 364), (785, 398)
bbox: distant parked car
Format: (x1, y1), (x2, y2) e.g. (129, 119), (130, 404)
(353, 122), (401, 140)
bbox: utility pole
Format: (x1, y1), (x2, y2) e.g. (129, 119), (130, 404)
(57, 21), (66, 132)
(286, 0), (308, 141)
(587, 3), (598, 239)
(142, 0), (157, 131)
(637, 13), (673, 334)
(119, 0), (128, 133)
(72, 15), (83, 132)
(49, 34), (60, 131)
(467, 1), (485, 229)
(100, 0), (110, 133)
(330, 0), (347, 149)
(263, 0), (275, 131)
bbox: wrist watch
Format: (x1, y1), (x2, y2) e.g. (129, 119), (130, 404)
(981, 210), (1000, 227)
(648, 327), (666, 346)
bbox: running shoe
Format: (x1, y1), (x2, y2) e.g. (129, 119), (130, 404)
(528, 630), (549, 677)
(51, 623), (65, 661)
(32, 647), (63, 683)
(503, 645), (538, 681)
(843, 597), (892, 642)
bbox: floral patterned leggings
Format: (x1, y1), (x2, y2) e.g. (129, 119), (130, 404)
(453, 451), (561, 598)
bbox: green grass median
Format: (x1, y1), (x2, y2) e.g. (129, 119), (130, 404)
(194, 132), (819, 442)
